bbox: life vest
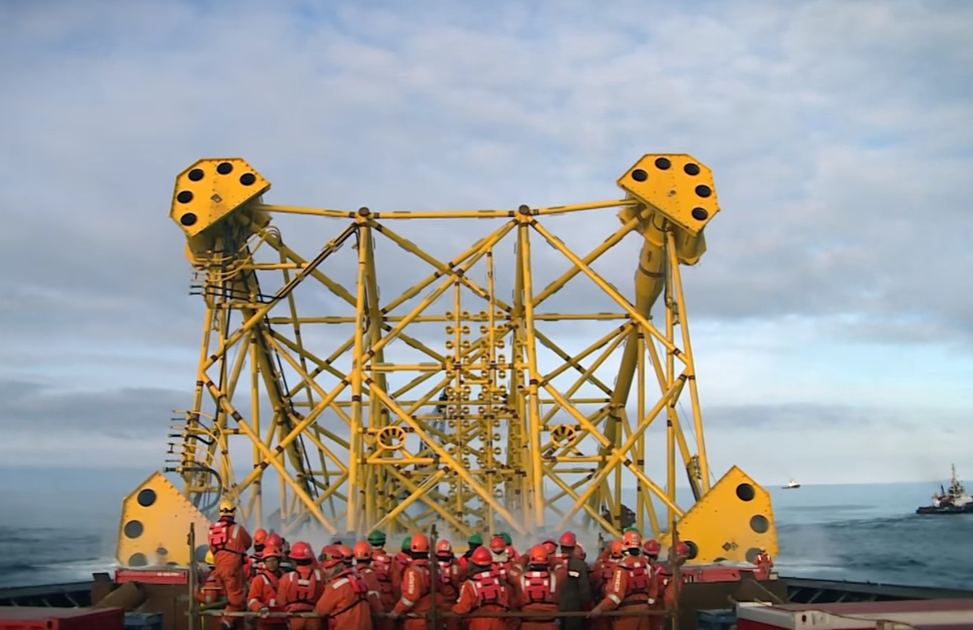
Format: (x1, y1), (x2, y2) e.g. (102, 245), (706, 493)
(620, 560), (650, 602)
(521, 569), (556, 604)
(289, 567), (322, 605)
(436, 560), (455, 589)
(470, 571), (508, 609)
(372, 551), (392, 583)
(208, 521), (230, 551)
(255, 569), (280, 592)
(492, 561), (513, 582)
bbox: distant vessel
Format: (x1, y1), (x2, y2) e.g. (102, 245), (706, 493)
(916, 464), (973, 514)
(782, 479), (801, 489)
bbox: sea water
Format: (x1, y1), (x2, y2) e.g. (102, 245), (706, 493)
(0, 468), (968, 589)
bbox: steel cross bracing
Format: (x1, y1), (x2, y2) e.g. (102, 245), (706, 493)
(164, 155), (729, 543)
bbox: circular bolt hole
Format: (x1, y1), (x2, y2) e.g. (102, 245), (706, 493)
(654, 157), (671, 170)
(187, 168), (204, 182)
(745, 547), (762, 564)
(136, 488), (157, 507)
(631, 169), (648, 182)
(194, 545), (210, 563)
(695, 184), (712, 198)
(239, 173), (256, 186)
(156, 547), (168, 557)
(684, 163), (701, 176)
(736, 483), (755, 502)
(684, 540), (699, 560)
(691, 208), (709, 221)
(128, 553), (148, 567)
(180, 213), (197, 227)
(123, 520), (144, 539)
(176, 191), (193, 204)
(750, 514), (770, 534)
(216, 162), (233, 175)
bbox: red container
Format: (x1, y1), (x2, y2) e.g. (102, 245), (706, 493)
(737, 599), (973, 630)
(0, 606), (124, 630)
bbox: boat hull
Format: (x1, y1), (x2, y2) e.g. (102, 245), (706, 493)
(916, 503), (973, 514)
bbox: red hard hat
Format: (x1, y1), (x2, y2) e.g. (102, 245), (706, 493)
(289, 541), (314, 561)
(262, 545), (282, 559)
(354, 542), (372, 561)
(610, 541), (623, 558)
(253, 529), (268, 546)
(644, 540), (661, 555)
(266, 533), (283, 548)
(528, 545), (549, 566)
(542, 539), (557, 554)
(489, 536), (506, 553)
(436, 540), (453, 557)
(676, 542), (690, 557)
(471, 546), (493, 567)
(559, 531), (577, 548)
(411, 534), (430, 554)
(622, 531), (641, 550)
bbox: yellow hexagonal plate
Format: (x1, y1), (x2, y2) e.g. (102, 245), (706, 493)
(169, 158), (270, 238)
(116, 471), (213, 567)
(617, 154), (720, 237)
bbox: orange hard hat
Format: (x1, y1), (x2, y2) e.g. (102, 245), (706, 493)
(354, 541), (372, 561)
(622, 531), (641, 550)
(337, 545), (354, 563)
(410, 534), (430, 554)
(528, 545), (549, 566)
(262, 545), (282, 559)
(644, 540), (661, 556)
(254, 529), (268, 546)
(266, 533), (283, 548)
(289, 541), (314, 561)
(559, 531), (577, 548)
(676, 542), (690, 557)
(490, 535), (506, 552)
(471, 546), (493, 566)
(436, 540), (453, 557)
(610, 540), (623, 558)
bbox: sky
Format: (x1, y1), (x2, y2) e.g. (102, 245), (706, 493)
(2, 0), (973, 494)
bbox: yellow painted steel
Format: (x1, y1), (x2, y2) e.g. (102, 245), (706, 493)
(117, 472), (212, 567)
(133, 153), (777, 565)
(658, 466), (778, 562)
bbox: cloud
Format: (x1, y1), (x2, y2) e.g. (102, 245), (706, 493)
(1, 0), (972, 479)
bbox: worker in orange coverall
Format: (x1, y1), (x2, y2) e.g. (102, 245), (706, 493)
(659, 542), (689, 611)
(353, 542), (386, 615)
(641, 540), (664, 630)
(391, 536), (413, 598)
(489, 536), (519, 585)
(195, 551), (225, 630)
(315, 544), (374, 630)
(513, 545), (560, 630)
(389, 535), (434, 630)
(246, 528), (269, 578)
(208, 500), (253, 630)
(453, 546), (511, 630)
(754, 548), (774, 579)
(248, 544), (286, 630)
(277, 542), (325, 630)
(589, 531), (658, 630)
(435, 539), (466, 630)
(590, 541), (623, 630)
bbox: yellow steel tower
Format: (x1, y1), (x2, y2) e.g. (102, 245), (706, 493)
(116, 154), (776, 568)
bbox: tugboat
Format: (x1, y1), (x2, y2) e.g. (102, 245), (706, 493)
(916, 464), (973, 514)
(782, 479), (801, 489)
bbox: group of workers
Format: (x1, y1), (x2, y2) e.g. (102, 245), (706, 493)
(198, 499), (752, 630)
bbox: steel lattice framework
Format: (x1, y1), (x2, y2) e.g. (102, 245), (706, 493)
(162, 154), (777, 562)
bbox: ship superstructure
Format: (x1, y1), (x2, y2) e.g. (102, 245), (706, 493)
(917, 464), (973, 514)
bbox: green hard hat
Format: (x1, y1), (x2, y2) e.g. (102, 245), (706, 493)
(623, 526), (641, 534)
(368, 531), (386, 545)
(402, 536), (412, 551)
(500, 532), (512, 545)
(468, 533), (483, 546)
